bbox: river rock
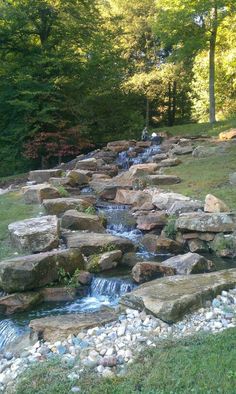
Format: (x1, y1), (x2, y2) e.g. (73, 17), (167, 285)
(167, 200), (203, 215)
(8, 215), (59, 253)
(120, 268), (236, 322)
(29, 169), (63, 184)
(161, 252), (213, 275)
(75, 158), (98, 171)
(41, 287), (85, 302)
(87, 250), (122, 272)
(114, 189), (152, 207)
(61, 210), (105, 233)
(29, 308), (118, 341)
(132, 262), (176, 284)
(129, 163), (158, 177)
(64, 232), (135, 255)
(22, 184), (60, 204)
(0, 249), (85, 293)
(219, 128), (236, 140)
(204, 194), (229, 213)
(0, 292), (43, 315)
(77, 271), (93, 285)
(136, 211), (167, 231)
(141, 235), (184, 254)
(68, 170), (90, 186)
(43, 198), (92, 216)
(152, 192), (190, 211)
(176, 212), (236, 233)
(146, 175), (181, 185)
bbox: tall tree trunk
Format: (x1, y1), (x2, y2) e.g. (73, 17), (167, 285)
(209, 5), (218, 124)
(145, 97), (150, 128)
(172, 81), (177, 126)
(167, 82), (172, 126)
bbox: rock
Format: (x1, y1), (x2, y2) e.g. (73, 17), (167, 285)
(219, 129), (236, 140)
(77, 271), (92, 285)
(121, 253), (142, 267)
(129, 163), (158, 177)
(67, 170), (90, 186)
(229, 173), (236, 186)
(49, 177), (71, 188)
(43, 198), (92, 216)
(0, 292), (43, 315)
(151, 153), (168, 162)
(120, 268), (236, 323)
(41, 287), (85, 302)
(29, 169), (63, 184)
(171, 145), (193, 155)
(22, 184), (60, 204)
(157, 158), (181, 167)
(0, 249), (85, 293)
(192, 145), (229, 158)
(107, 140), (136, 153)
(161, 252), (213, 275)
(187, 239), (208, 253)
(75, 158), (97, 171)
(86, 250), (122, 273)
(152, 192), (190, 211)
(182, 232), (215, 241)
(8, 215), (59, 253)
(204, 194), (229, 213)
(210, 233), (236, 258)
(114, 189), (152, 207)
(167, 200), (203, 216)
(61, 210), (105, 233)
(141, 235), (184, 254)
(132, 262), (176, 284)
(64, 232), (134, 256)
(146, 175), (181, 185)
(29, 308), (118, 342)
(176, 212), (236, 233)
(90, 172), (134, 200)
(136, 211), (167, 231)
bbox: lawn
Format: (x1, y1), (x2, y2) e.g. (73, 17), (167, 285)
(14, 328), (236, 394)
(0, 192), (40, 260)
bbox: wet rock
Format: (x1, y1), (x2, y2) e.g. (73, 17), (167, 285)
(176, 212), (236, 233)
(43, 198), (92, 216)
(204, 194), (230, 213)
(87, 250), (122, 273)
(41, 287), (84, 302)
(0, 249), (85, 293)
(121, 253), (142, 267)
(29, 169), (63, 184)
(29, 309), (118, 342)
(121, 268), (236, 323)
(8, 215), (59, 253)
(22, 184), (60, 204)
(64, 232), (134, 256)
(0, 292), (43, 315)
(61, 210), (105, 233)
(132, 262), (176, 284)
(77, 271), (92, 285)
(136, 211), (167, 231)
(161, 252), (213, 275)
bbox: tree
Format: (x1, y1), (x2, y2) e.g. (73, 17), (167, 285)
(154, 0), (235, 123)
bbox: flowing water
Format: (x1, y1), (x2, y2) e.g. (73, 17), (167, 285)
(117, 143), (161, 170)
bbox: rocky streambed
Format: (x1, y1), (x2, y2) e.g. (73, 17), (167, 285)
(0, 137), (236, 391)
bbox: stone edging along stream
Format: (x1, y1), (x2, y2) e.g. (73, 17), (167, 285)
(0, 287), (236, 393)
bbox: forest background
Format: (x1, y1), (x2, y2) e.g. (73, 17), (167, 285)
(0, 0), (235, 176)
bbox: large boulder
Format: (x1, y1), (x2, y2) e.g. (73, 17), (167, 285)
(171, 145), (193, 155)
(141, 234), (184, 254)
(107, 140), (136, 153)
(120, 269), (236, 323)
(136, 211), (167, 231)
(219, 128), (236, 140)
(146, 175), (181, 185)
(204, 194), (229, 213)
(29, 169), (63, 184)
(132, 262), (176, 284)
(8, 215), (59, 253)
(64, 232), (135, 255)
(43, 198), (92, 216)
(152, 192), (190, 211)
(75, 158), (98, 171)
(176, 212), (236, 233)
(22, 184), (60, 204)
(90, 172), (133, 200)
(0, 249), (85, 293)
(41, 286), (87, 302)
(114, 189), (152, 207)
(61, 210), (105, 233)
(157, 158), (181, 167)
(129, 163), (158, 177)
(167, 200), (203, 215)
(161, 252), (213, 275)
(0, 292), (43, 315)
(29, 308), (118, 342)
(86, 250), (122, 272)
(192, 144), (228, 158)
(67, 170), (90, 186)
(210, 233), (236, 258)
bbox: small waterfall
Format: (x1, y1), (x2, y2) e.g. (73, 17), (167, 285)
(90, 277), (136, 299)
(107, 223), (142, 243)
(80, 186), (94, 194)
(131, 144), (161, 165)
(0, 319), (26, 351)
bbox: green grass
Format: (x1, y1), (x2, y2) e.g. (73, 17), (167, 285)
(154, 118), (236, 138)
(163, 143), (236, 210)
(0, 192), (40, 260)
(14, 329), (236, 394)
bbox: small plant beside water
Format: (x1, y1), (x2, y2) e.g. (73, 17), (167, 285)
(163, 215), (177, 240)
(84, 206), (96, 215)
(56, 186), (69, 197)
(57, 267), (81, 287)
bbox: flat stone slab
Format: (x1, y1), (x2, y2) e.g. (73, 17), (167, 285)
(43, 198), (91, 216)
(120, 269), (236, 323)
(61, 210), (105, 233)
(29, 169), (63, 184)
(0, 292), (43, 315)
(147, 175), (181, 185)
(64, 232), (135, 255)
(29, 308), (118, 342)
(176, 212), (236, 233)
(22, 184), (60, 204)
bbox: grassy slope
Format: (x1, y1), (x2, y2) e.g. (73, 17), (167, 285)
(0, 192), (40, 260)
(14, 329), (236, 394)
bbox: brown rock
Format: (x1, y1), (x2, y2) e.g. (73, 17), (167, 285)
(136, 211), (167, 231)
(132, 262), (176, 284)
(0, 292), (43, 315)
(29, 169), (63, 184)
(204, 194), (229, 213)
(43, 198), (92, 216)
(22, 184), (60, 204)
(219, 128), (236, 140)
(87, 250), (122, 272)
(161, 252), (213, 275)
(61, 210), (105, 233)
(147, 175), (181, 185)
(129, 163), (158, 177)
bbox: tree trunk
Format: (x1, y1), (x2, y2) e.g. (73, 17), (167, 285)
(145, 97), (150, 128)
(167, 82), (172, 126)
(209, 5), (218, 124)
(172, 81), (177, 126)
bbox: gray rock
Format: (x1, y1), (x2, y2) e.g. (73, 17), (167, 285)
(176, 212), (236, 233)
(61, 210), (105, 233)
(43, 198), (92, 216)
(29, 169), (63, 184)
(22, 184), (60, 204)
(161, 252), (213, 275)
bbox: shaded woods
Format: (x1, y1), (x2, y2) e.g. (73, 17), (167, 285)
(0, 0), (235, 175)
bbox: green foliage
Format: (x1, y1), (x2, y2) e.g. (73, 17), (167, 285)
(84, 206), (97, 215)
(56, 186), (69, 198)
(57, 267), (81, 287)
(164, 215), (177, 240)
